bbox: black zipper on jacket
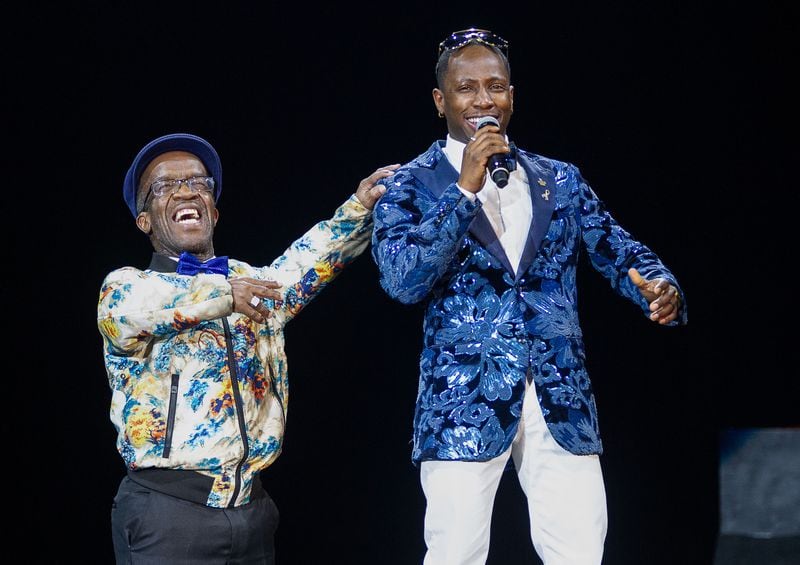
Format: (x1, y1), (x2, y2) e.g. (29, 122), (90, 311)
(162, 373), (180, 459)
(268, 362), (286, 429)
(222, 317), (249, 508)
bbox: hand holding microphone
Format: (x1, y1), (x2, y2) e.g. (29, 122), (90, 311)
(475, 116), (510, 188)
(459, 116), (511, 192)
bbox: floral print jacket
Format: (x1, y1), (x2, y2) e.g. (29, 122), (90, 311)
(98, 195), (371, 507)
(372, 141), (687, 463)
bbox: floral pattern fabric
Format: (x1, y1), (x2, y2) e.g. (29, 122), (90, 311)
(98, 195), (372, 507)
(372, 142), (687, 463)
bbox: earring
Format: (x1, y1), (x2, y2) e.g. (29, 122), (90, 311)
(438, 111), (444, 118)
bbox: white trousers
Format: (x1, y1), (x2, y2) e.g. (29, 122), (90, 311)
(420, 381), (607, 565)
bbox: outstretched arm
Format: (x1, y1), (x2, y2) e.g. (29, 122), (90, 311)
(258, 164), (401, 323)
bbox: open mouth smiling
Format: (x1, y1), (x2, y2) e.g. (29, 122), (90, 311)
(173, 207), (202, 225)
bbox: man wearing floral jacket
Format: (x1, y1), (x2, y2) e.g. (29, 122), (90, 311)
(98, 132), (397, 563)
(371, 29), (687, 565)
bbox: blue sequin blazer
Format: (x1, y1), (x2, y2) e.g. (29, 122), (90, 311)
(372, 141), (687, 463)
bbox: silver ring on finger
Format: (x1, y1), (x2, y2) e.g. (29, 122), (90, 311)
(250, 296), (261, 308)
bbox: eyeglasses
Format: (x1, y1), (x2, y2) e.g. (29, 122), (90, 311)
(438, 28), (509, 58)
(141, 176), (215, 211)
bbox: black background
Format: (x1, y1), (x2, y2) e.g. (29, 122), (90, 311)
(8, 1), (796, 563)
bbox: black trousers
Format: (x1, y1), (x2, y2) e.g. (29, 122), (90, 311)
(111, 476), (279, 564)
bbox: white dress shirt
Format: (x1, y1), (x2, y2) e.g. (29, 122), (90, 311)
(443, 135), (532, 275)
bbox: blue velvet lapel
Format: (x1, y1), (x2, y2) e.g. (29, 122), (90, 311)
(410, 142), (514, 274)
(515, 153), (557, 280)
(409, 141), (456, 200)
(469, 208), (515, 274)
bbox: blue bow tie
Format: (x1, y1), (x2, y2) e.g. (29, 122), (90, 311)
(176, 252), (229, 277)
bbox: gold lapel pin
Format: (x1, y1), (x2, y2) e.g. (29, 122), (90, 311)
(537, 178), (546, 186)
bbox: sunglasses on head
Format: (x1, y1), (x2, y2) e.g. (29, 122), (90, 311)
(438, 28), (509, 58)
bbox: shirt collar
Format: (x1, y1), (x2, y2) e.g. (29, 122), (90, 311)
(443, 134), (468, 172)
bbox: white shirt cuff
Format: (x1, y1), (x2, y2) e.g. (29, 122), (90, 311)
(456, 184), (477, 201)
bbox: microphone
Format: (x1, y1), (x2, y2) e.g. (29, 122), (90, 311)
(475, 116), (510, 188)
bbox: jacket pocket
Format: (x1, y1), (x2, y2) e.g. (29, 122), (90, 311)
(162, 373), (179, 459)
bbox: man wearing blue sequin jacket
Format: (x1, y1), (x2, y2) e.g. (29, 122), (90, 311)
(371, 28), (687, 565)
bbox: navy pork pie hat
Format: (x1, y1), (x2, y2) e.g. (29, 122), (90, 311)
(123, 133), (223, 217)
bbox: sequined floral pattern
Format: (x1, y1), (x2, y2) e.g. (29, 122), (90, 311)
(373, 142), (686, 463)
